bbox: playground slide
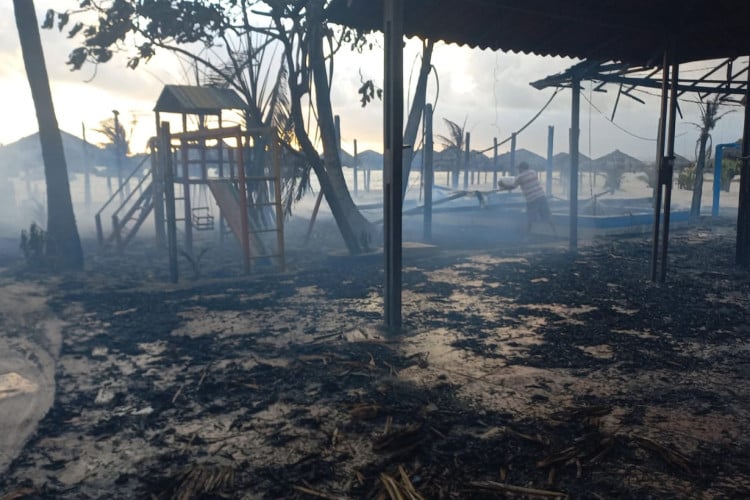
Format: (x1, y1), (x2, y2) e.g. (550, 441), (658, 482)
(206, 180), (264, 257)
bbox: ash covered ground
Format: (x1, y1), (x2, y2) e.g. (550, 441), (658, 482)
(1, 216), (749, 499)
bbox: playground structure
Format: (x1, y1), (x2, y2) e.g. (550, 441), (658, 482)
(94, 85), (285, 279)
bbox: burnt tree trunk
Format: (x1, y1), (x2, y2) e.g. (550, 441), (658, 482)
(14, 0), (83, 270)
(402, 40), (434, 200)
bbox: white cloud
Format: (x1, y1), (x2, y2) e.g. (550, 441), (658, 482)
(1, 2), (745, 165)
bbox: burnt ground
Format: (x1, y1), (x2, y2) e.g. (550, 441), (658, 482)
(1, 219), (750, 499)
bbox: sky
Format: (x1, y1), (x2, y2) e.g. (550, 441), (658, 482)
(1, 1), (747, 163)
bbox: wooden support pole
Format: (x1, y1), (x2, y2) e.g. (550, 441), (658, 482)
(463, 132), (471, 188)
(82, 122), (92, 208)
(651, 52), (670, 281)
(510, 132), (517, 176)
(493, 137), (498, 188)
(353, 139), (359, 195)
(546, 126), (554, 197)
(660, 60), (679, 282)
(95, 213), (103, 248)
(112, 214), (122, 253)
(383, 0), (404, 332)
(335, 114), (342, 160)
(271, 136), (286, 272)
(305, 190), (325, 244)
(423, 103), (434, 241)
(569, 77), (581, 252)
(180, 138), (193, 255)
(237, 132), (251, 274)
(218, 114), (225, 245)
(160, 122), (178, 283)
(152, 139), (166, 249)
(736, 56), (750, 267)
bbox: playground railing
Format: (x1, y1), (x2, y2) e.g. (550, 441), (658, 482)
(95, 153), (153, 248)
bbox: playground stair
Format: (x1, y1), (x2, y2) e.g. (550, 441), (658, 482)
(95, 156), (154, 253)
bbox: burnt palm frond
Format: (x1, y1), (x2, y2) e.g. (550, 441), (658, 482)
(266, 64), (294, 141)
(690, 96), (733, 161)
(93, 116), (131, 155)
(437, 117), (467, 151)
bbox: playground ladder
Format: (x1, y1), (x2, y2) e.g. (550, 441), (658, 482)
(95, 154), (155, 253)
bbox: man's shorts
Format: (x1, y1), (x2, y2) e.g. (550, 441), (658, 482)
(526, 196), (551, 222)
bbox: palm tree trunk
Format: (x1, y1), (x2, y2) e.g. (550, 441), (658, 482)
(14, 0), (83, 270)
(691, 132), (709, 217)
(307, 0), (374, 253)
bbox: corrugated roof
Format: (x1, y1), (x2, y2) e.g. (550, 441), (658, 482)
(326, 0), (750, 66)
(153, 85), (246, 114)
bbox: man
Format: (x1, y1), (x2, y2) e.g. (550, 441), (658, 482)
(500, 162), (556, 235)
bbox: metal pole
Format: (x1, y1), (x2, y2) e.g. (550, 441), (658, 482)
(383, 0), (404, 332)
(651, 51), (670, 281)
(660, 60), (679, 282)
(569, 77), (581, 252)
(424, 103), (433, 241)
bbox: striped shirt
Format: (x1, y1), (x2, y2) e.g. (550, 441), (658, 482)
(514, 170), (545, 202)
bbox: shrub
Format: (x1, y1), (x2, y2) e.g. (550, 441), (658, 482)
(20, 223), (47, 269)
(677, 164), (696, 190)
(720, 159), (741, 192)
(603, 165), (627, 192)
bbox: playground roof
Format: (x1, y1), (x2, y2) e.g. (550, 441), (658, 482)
(326, 0), (750, 66)
(154, 85), (246, 115)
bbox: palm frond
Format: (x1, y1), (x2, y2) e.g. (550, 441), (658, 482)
(437, 117), (467, 150)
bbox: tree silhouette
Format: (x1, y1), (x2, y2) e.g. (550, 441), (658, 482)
(690, 96), (733, 217)
(13, 0), (83, 270)
(438, 118), (467, 188)
(44, 1), (436, 254)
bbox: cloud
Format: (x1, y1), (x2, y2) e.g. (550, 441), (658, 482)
(2, 2), (743, 164)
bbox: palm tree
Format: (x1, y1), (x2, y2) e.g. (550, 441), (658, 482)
(438, 118), (467, 189)
(690, 96), (733, 217)
(13, 0), (83, 270)
(94, 112), (132, 191)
